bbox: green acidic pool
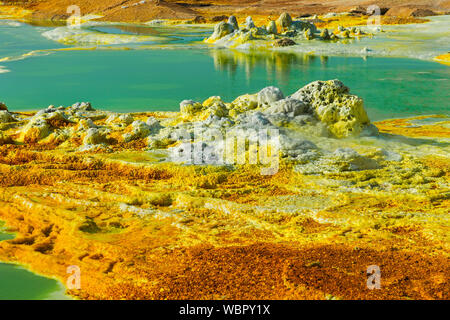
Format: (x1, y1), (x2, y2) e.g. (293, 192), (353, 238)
(0, 48), (448, 120)
(0, 223), (70, 300)
(0, 20), (448, 120)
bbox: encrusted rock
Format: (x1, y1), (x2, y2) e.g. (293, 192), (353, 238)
(204, 13), (328, 48)
(180, 100), (203, 116)
(342, 30), (351, 38)
(257, 86), (285, 107)
(227, 16), (239, 31)
(191, 16), (206, 24)
(202, 96), (228, 118)
(43, 110), (73, 127)
(202, 115), (234, 128)
(19, 118), (52, 143)
(68, 102), (94, 112)
(34, 107), (54, 118)
(290, 80), (371, 138)
(237, 30), (254, 43)
(82, 128), (109, 145)
(276, 12), (293, 31)
(0, 102), (7, 111)
(235, 111), (272, 129)
(264, 98), (308, 117)
(305, 28), (314, 40)
(77, 118), (97, 130)
(295, 147), (381, 174)
(273, 38), (296, 47)
(320, 28), (331, 40)
(106, 113), (134, 126)
(0, 131), (12, 145)
(209, 21), (234, 41)
(292, 21), (317, 33)
(146, 117), (163, 133)
(123, 120), (152, 142)
(0, 111), (16, 123)
(229, 94), (258, 118)
(332, 148), (381, 171)
(44, 128), (71, 145)
(210, 15), (229, 22)
(203, 96), (224, 108)
(121, 80), (376, 162)
(279, 135), (318, 158)
(245, 16), (256, 29)
(266, 21), (278, 34)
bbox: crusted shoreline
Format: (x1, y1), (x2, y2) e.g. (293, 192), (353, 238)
(0, 80), (448, 299)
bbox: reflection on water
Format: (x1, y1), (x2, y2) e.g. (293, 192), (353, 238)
(90, 25), (162, 36)
(23, 20), (66, 28)
(211, 49), (329, 85)
(208, 48), (448, 120)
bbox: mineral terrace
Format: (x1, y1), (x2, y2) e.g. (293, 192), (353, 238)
(205, 13), (373, 48)
(0, 80), (448, 299)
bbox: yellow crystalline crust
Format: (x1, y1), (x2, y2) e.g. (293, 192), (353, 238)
(374, 115), (450, 138)
(0, 111), (448, 300)
(0, 5), (32, 20)
(434, 53), (450, 66)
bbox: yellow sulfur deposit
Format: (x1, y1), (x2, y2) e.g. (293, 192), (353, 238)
(0, 5), (32, 20)
(434, 53), (450, 66)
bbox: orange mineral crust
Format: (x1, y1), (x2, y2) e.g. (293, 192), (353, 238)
(0, 141), (449, 299)
(375, 115), (450, 138)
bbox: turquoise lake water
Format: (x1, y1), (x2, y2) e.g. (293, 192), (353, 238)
(0, 223), (69, 300)
(0, 20), (449, 120)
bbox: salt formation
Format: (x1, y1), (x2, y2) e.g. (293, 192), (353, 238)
(205, 12), (368, 48)
(148, 79), (380, 167)
(0, 80), (391, 173)
(0, 110), (16, 123)
(277, 12), (293, 32)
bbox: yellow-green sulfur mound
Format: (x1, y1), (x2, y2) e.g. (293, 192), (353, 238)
(290, 79), (375, 138)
